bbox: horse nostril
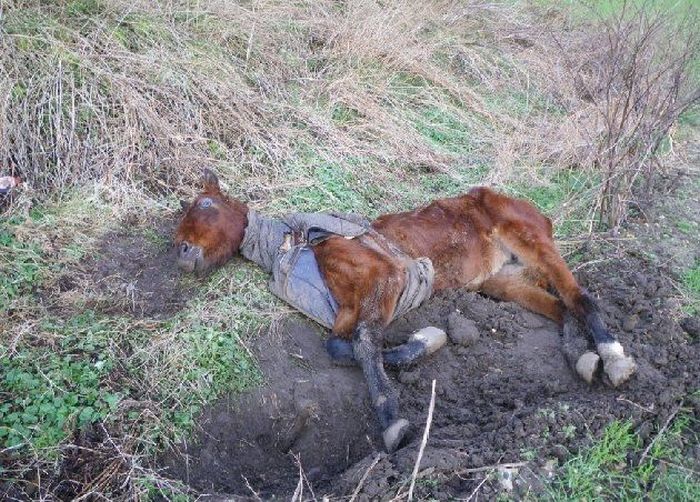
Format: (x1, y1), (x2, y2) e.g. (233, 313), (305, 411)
(179, 241), (190, 255)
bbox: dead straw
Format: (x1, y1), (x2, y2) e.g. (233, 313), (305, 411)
(407, 378), (436, 502)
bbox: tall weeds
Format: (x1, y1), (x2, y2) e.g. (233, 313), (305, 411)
(561, 1), (700, 228)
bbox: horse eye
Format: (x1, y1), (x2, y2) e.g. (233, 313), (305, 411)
(199, 198), (213, 209)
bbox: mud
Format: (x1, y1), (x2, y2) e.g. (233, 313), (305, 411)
(162, 320), (377, 497)
(161, 244), (700, 499)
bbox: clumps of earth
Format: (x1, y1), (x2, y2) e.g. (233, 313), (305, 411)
(158, 250), (699, 500)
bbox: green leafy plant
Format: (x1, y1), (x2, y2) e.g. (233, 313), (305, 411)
(0, 351), (119, 452)
(0, 219), (43, 313)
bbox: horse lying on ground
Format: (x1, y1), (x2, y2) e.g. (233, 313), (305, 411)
(174, 169), (637, 452)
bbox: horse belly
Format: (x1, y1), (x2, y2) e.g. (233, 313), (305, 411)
(433, 238), (510, 291)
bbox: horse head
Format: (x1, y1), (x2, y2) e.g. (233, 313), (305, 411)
(174, 169), (248, 274)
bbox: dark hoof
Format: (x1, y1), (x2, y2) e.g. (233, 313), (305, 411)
(325, 337), (356, 366)
(383, 418), (410, 453)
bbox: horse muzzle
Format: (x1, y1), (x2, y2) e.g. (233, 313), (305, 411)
(176, 241), (203, 273)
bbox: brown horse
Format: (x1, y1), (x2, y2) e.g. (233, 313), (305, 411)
(175, 169), (636, 452)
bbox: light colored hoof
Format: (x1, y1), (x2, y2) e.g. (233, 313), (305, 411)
(410, 327), (447, 355)
(604, 356), (637, 387)
(383, 418), (410, 453)
(575, 351), (601, 384)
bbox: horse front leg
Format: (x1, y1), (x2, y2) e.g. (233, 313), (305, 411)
(314, 236), (414, 452)
(326, 327), (447, 368)
(352, 321), (410, 453)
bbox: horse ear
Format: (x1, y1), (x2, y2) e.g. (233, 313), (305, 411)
(202, 168), (220, 191)
(180, 199), (190, 211)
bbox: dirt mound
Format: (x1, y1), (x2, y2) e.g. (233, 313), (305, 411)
(162, 250), (700, 499)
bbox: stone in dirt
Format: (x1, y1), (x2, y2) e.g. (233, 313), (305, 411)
(623, 314), (640, 332)
(680, 316), (700, 339)
(447, 311), (480, 346)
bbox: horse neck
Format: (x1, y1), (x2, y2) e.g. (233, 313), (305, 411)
(238, 210), (289, 273)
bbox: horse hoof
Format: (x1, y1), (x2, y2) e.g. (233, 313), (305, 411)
(597, 342), (637, 387)
(604, 356), (637, 387)
(410, 327), (447, 355)
(383, 418), (410, 453)
(575, 351), (600, 384)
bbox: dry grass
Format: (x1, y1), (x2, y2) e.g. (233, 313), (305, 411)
(1, 1), (696, 220)
(0, 1), (586, 204)
(550, 1), (700, 228)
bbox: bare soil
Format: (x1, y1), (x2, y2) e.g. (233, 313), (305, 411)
(89, 234), (187, 318)
(158, 200), (700, 499)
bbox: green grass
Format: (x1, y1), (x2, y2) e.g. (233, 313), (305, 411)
(548, 413), (700, 501)
(507, 168), (599, 237)
(535, 0), (698, 21)
(682, 262), (700, 314)
(483, 88), (566, 119)
(267, 150), (383, 215)
(412, 105), (475, 156)
(0, 218), (43, 313)
(675, 219), (696, 235)
(679, 104), (700, 128)
(0, 192), (112, 315)
(331, 103), (362, 126)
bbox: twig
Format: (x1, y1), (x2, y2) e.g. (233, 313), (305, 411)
(243, 1), (258, 73)
(464, 474), (490, 502)
(408, 379), (437, 502)
(616, 396), (655, 414)
(289, 453), (317, 502)
(297, 453), (318, 502)
(349, 454), (382, 502)
(456, 461), (527, 475)
(291, 467), (304, 502)
(242, 475), (263, 502)
(657, 459), (700, 476)
(572, 258), (612, 272)
(638, 403), (683, 466)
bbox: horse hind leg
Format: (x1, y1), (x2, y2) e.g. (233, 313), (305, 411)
(469, 188), (635, 384)
(480, 265), (597, 382)
(480, 264), (565, 322)
(501, 232), (636, 386)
